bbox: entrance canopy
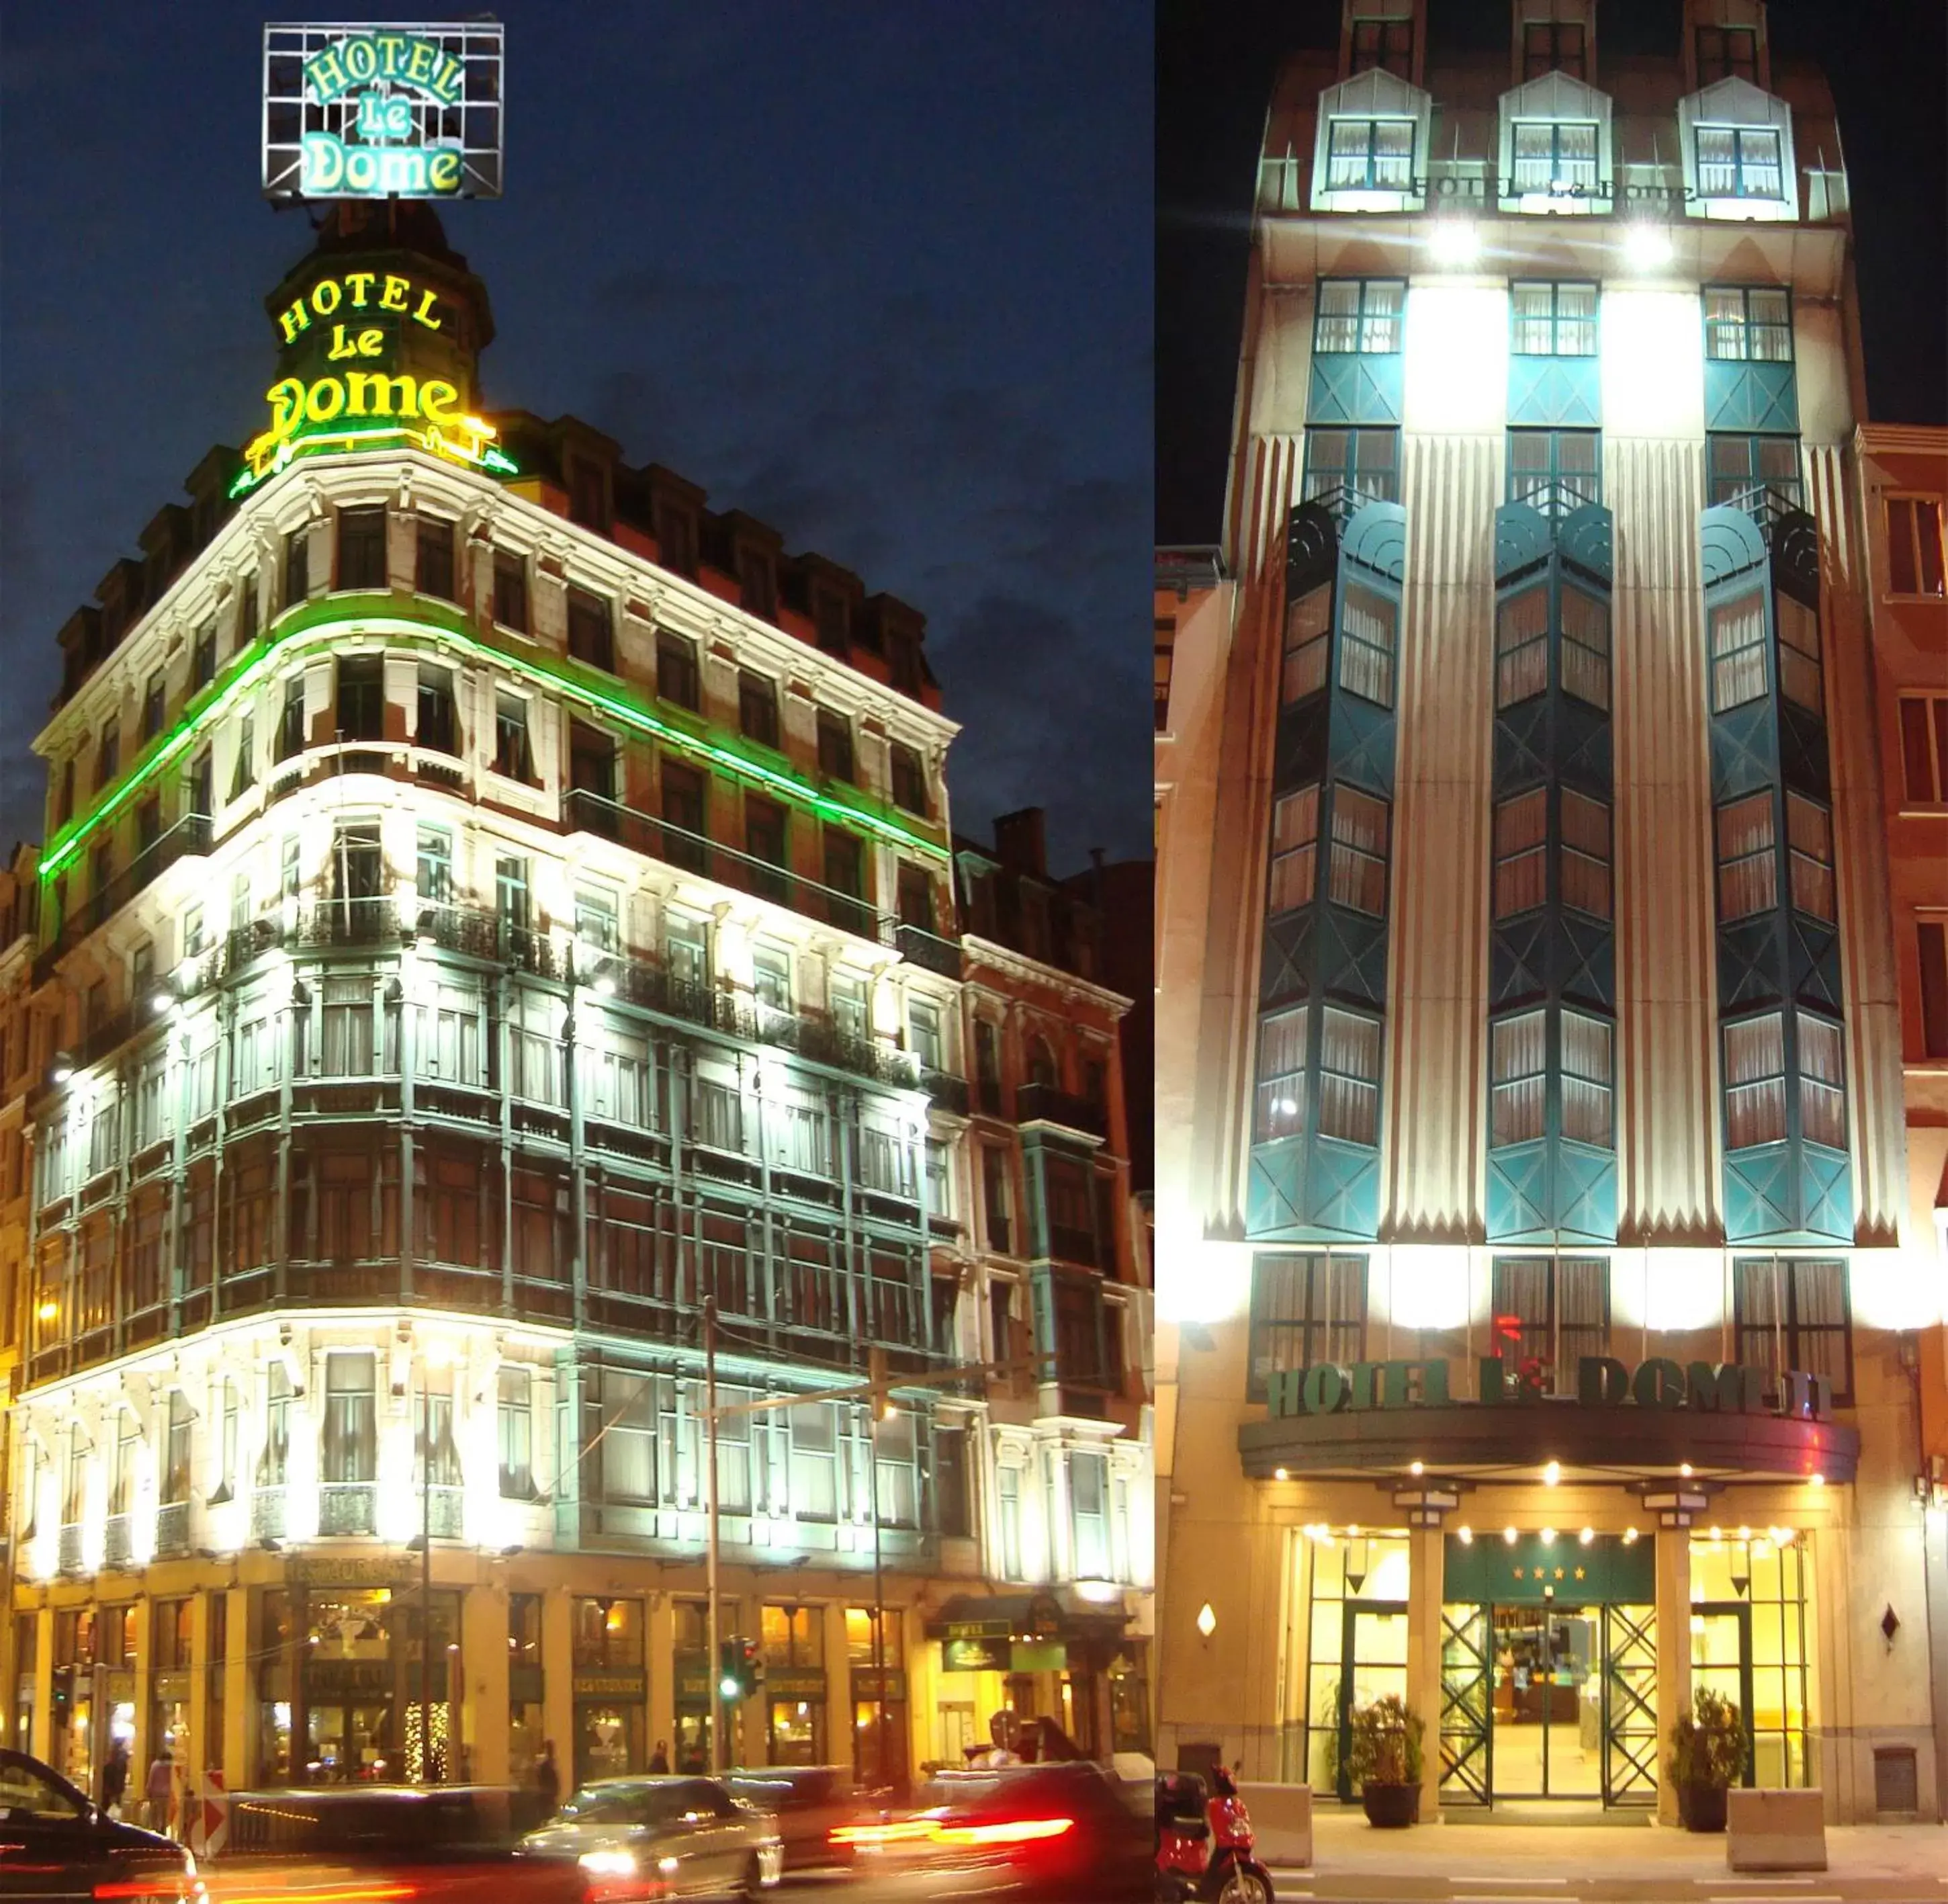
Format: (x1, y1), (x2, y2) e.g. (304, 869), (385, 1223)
(1239, 1396), (1859, 1485)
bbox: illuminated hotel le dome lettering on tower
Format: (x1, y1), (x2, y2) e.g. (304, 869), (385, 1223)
(1, 24), (1152, 1805)
(1156, 0), (1946, 1823)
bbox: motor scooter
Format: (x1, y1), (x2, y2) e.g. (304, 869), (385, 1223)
(1155, 1764), (1274, 1904)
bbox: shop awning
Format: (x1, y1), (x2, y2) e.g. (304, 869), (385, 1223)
(924, 1591), (1128, 1645)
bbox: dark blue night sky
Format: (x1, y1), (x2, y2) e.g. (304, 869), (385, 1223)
(0, 3), (1152, 874)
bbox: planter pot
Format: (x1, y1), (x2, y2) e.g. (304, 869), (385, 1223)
(1678, 1781), (1729, 1833)
(1361, 1782), (1419, 1829)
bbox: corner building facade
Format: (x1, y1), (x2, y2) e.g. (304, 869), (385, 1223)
(9, 206), (1149, 1809)
(1157, 1), (1941, 1823)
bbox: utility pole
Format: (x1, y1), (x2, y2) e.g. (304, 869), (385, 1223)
(704, 1298), (722, 1774)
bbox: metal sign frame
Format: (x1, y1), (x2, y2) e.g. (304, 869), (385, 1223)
(262, 20), (504, 202)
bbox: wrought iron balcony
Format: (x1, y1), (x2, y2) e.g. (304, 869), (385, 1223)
(895, 922), (962, 980)
(1509, 477), (1601, 522)
(1722, 482), (1811, 547)
(36, 812), (211, 982)
(104, 1514), (132, 1567)
(57, 1524), (83, 1575)
(1013, 1081), (1108, 1139)
(564, 789), (889, 943)
(920, 1067), (970, 1115)
(154, 1500), (189, 1556)
(1300, 480), (1396, 530)
(319, 1483), (377, 1535)
(251, 1487), (287, 1541)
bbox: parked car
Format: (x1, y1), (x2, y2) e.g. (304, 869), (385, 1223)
(724, 1765), (878, 1870)
(834, 1760), (1151, 1902)
(211, 1784), (594, 1901)
(0, 1747), (196, 1903)
(521, 1775), (783, 1899)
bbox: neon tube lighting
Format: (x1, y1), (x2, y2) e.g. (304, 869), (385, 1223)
(40, 595), (948, 882)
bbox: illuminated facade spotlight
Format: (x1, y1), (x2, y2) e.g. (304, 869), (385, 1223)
(1624, 220), (1674, 268)
(1429, 218), (1480, 265)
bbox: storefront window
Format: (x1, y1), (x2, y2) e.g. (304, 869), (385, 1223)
(508, 1593), (544, 1788)
(571, 1598), (645, 1787)
(1691, 1531), (1812, 1787)
(847, 1608), (905, 1788)
(762, 1605), (826, 1768)
(1290, 1528), (1411, 1791)
(256, 1590), (292, 1784)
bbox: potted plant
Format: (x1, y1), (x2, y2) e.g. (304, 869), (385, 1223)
(1346, 1694), (1425, 1827)
(1669, 1686), (1746, 1831)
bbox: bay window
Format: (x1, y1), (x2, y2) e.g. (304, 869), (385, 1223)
(1255, 1005), (1308, 1142)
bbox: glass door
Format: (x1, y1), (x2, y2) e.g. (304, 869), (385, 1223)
(1335, 1600), (1409, 1799)
(1490, 1606), (1600, 1797)
(1690, 1603), (1755, 1785)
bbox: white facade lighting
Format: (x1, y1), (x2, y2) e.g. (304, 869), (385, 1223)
(1195, 1601), (1217, 1639)
(1624, 221), (1674, 269)
(1430, 218), (1480, 264)
(1542, 1460), (1560, 1485)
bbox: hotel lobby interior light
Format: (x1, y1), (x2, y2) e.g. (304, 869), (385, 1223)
(1542, 1459), (1560, 1485)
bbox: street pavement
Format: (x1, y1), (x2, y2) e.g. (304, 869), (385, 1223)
(1251, 1810), (1948, 1903)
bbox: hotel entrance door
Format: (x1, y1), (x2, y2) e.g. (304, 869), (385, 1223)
(1489, 1606), (1601, 1797)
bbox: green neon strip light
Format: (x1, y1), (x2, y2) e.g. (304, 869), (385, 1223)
(40, 595), (948, 883)
(230, 424), (519, 499)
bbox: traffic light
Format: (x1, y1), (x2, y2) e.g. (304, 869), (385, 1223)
(717, 1637), (762, 1702)
(50, 1667), (72, 1721)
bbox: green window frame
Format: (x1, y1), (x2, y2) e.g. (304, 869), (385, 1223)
(1732, 1256), (1851, 1406)
(1508, 429), (1600, 512)
(1509, 122), (1599, 196)
(1708, 434), (1802, 511)
(1704, 286), (1792, 362)
(1303, 427), (1399, 506)
(1325, 118), (1416, 192)
(1697, 126), (1782, 200)
(1511, 282), (1597, 356)
(1314, 279), (1405, 354)
(1247, 1252), (1366, 1399)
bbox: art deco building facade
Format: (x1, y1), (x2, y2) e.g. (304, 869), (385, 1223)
(1157, 0), (1942, 1823)
(6, 204), (1149, 1809)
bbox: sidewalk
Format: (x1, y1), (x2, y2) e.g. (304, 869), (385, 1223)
(1257, 1809), (1948, 1901)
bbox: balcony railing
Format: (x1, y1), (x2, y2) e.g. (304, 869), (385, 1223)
(104, 1514), (132, 1567)
(895, 922), (962, 980)
(251, 1487), (287, 1541)
(58, 1524), (83, 1575)
(36, 813), (211, 982)
(426, 1485), (463, 1539)
(319, 1482), (377, 1535)
(1300, 480), (1394, 530)
(1014, 1082), (1108, 1139)
(154, 1500), (189, 1556)
(566, 789), (889, 943)
(1509, 477), (1601, 522)
(1722, 482), (1810, 546)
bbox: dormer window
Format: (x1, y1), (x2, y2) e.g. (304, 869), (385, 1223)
(1511, 120), (1597, 196)
(1349, 15), (1413, 78)
(1522, 20), (1585, 80)
(1696, 124), (1781, 200)
(1326, 116), (1415, 191)
(736, 546), (776, 621)
(1697, 24), (1758, 85)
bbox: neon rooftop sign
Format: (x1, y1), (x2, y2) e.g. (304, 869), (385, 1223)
(262, 20), (506, 202)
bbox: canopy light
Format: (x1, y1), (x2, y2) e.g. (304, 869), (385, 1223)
(1430, 218), (1480, 264)
(1542, 1460), (1560, 1486)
